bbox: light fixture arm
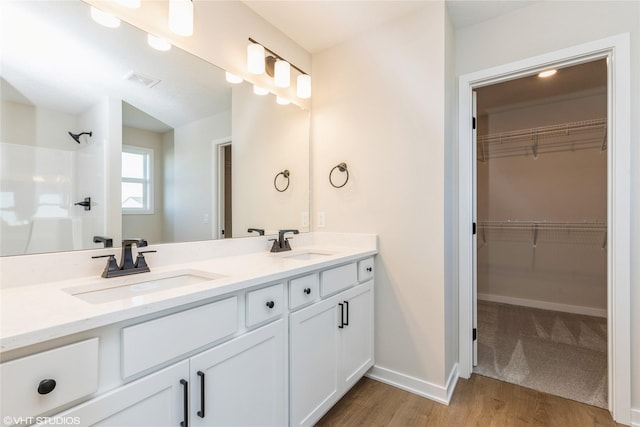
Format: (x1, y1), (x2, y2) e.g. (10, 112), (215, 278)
(248, 37), (309, 76)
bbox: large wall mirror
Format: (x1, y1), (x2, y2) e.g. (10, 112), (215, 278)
(0, 0), (310, 256)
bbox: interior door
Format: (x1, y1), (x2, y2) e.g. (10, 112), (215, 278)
(472, 90), (478, 367)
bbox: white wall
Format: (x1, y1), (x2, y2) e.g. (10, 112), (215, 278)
(455, 0), (639, 416)
(172, 111), (231, 243)
(312, 2), (452, 396)
(232, 82), (310, 237)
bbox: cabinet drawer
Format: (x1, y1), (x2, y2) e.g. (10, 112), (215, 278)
(246, 283), (284, 327)
(0, 338), (99, 421)
(122, 297), (238, 378)
(320, 263), (358, 297)
(289, 274), (318, 310)
(358, 258), (374, 282)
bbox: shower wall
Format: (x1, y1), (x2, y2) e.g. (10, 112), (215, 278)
(0, 99), (112, 255)
(477, 92), (607, 315)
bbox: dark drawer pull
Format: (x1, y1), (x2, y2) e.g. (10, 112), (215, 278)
(37, 379), (56, 395)
(366, 267), (373, 272)
(266, 301), (275, 309)
(180, 379), (188, 427)
(303, 288), (311, 295)
(338, 303), (344, 328)
(197, 371), (205, 418)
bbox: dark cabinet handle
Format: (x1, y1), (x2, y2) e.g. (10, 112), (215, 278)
(266, 301), (275, 309)
(197, 371), (205, 418)
(338, 303), (344, 328)
(344, 301), (349, 326)
(37, 379), (56, 395)
(366, 267), (373, 272)
(303, 288), (311, 295)
(180, 379), (188, 427)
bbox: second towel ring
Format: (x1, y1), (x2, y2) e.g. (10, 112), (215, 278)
(274, 169), (290, 192)
(329, 163), (349, 188)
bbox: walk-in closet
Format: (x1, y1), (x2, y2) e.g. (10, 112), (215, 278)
(473, 59), (608, 408)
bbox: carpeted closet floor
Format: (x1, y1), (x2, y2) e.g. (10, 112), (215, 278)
(474, 300), (608, 408)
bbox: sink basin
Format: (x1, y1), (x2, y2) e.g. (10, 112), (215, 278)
(281, 250), (335, 261)
(64, 269), (224, 304)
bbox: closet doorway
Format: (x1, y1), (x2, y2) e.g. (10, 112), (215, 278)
(473, 59), (608, 407)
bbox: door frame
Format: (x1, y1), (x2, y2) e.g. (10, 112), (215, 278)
(457, 34), (631, 424)
(212, 137), (232, 239)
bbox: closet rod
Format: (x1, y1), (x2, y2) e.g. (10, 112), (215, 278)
(478, 220), (606, 249)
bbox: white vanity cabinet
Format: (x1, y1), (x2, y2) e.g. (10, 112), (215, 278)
(190, 319), (286, 427)
(51, 360), (190, 427)
(289, 262), (374, 427)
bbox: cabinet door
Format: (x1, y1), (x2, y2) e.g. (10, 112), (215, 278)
(289, 296), (340, 427)
(339, 281), (374, 390)
(190, 320), (286, 427)
(51, 360), (189, 427)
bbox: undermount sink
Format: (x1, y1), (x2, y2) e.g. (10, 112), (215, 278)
(64, 269), (224, 304)
(281, 250), (335, 261)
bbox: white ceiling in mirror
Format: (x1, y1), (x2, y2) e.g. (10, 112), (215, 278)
(1, 0), (229, 130)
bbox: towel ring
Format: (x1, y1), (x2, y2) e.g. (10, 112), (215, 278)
(329, 163), (349, 188)
(274, 169), (290, 192)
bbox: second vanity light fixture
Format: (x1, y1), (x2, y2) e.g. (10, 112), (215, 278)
(247, 38), (311, 99)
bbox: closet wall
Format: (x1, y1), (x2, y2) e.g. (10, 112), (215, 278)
(477, 85), (607, 315)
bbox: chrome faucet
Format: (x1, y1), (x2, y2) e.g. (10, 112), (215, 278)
(92, 238), (156, 278)
(270, 229), (299, 252)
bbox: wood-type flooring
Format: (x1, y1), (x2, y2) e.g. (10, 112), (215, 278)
(316, 375), (623, 427)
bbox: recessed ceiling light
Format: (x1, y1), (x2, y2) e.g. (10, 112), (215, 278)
(538, 69), (557, 78)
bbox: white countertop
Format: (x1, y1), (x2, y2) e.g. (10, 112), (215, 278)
(0, 233), (377, 353)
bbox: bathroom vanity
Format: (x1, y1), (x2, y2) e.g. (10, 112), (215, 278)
(0, 233), (376, 427)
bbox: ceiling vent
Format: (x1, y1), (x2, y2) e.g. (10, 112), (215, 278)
(123, 71), (160, 88)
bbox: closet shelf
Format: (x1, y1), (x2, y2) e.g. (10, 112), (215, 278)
(477, 118), (607, 161)
(478, 220), (606, 249)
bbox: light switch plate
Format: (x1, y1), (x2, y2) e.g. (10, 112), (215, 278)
(301, 212), (309, 227)
(317, 212), (326, 228)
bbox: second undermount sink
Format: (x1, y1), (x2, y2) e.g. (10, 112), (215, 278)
(64, 269), (224, 304)
(281, 250), (336, 261)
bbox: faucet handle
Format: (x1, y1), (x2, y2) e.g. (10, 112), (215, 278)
(135, 250), (156, 270)
(92, 254), (119, 277)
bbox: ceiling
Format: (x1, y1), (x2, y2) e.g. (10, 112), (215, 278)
(242, 0), (538, 54)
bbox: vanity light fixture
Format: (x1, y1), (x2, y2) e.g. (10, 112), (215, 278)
(276, 96), (290, 105)
(225, 72), (243, 84)
(247, 38), (311, 98)
(169, 0), (193, 36)
(90, 7), (121, 28)
(147, 34), (171, 51)
(538, 69), (557, 78)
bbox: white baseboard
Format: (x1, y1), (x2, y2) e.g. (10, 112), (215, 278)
(631, 407), (640, 427)
(365, 363), (459, 405)
(478, 293), (607, 318)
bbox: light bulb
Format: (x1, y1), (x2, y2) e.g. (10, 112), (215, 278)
(225, 72), (243, 84)
(114, 0), (141, 8)
(297, 74), (311, 99)
(90, 7), (121, 28)
(253, 85), (269, 96)
(169, 0), (193, 36)
(247, 44), (265, 74)
(274, 60), (290, 88)
(276, 96), (291, 105)
(147, 34), (171, 51)
(538, 69), (557, 78)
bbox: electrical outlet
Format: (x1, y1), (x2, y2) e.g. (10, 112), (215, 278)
(301, 212), (309, 227)
(317, 212), (326, 228)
